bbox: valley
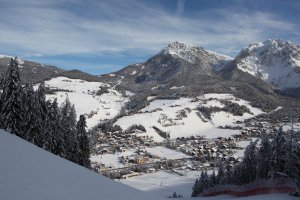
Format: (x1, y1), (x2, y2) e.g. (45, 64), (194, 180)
(1, 39), (300, 199)
(40, 74), (300, 198)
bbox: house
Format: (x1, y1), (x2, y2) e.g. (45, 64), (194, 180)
(121, 172), (140, 179)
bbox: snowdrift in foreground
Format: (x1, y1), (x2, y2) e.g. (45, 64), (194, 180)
(0, 130), (160, 200)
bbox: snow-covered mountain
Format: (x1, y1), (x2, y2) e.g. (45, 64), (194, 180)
(99, 41), (236, 103)
(161, 41), (232, 71)
(0, 129), (161, 200)
(234, 39), (300, 89)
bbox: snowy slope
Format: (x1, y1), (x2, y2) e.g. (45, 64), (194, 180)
(162, 41), (232, 71)
(236, 39), (300, 89)
(115, 94), (264, 142)
(120, 171), (298, 200)
(0, 130), (161, 200)
(39, 77), (128, 129)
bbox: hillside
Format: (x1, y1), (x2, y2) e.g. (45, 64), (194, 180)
(104, 41), (231, 95)
(0, 129), (161, 200)
(222, 39), (300, 95)
(40, 76), (129, 129)
(0, 55), (103, 84)
(0, 55), (64, 83)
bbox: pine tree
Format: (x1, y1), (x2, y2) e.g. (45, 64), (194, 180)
(0, 57), (24, 137)
(35, 82), (51, 149)
(284, 132), (300, 183)
(61, 96), (77, 161)
(217, 164), (225, 184)
(76, 115), (90, 168)
(271, 127), (286, 174)
(48, 98), (65, 156)
(257, 135), (272, 179)
(192, 171), (206, 196)
(241, 140), (258, 183)
(23, 84), (42, 145)
(191, 178), (200, 197)
(211, 170), (218, 185)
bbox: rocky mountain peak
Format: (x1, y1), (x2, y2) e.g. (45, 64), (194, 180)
(235, 39), (300, 89)
(161, 41), (232, 71)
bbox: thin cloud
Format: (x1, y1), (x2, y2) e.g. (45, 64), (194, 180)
(176, 0), (186, 14)
(0, 0), (298, 59)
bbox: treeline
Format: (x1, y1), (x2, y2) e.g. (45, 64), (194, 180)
(197, 101), (252, 120)
(192, 127), (300, 197)
(0, 58), (90, 168)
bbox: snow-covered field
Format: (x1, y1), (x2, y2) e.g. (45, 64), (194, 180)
(144, 146), (191, 160)
(120, 170), (298, 200)
(90, 146), (191, 168)
(120, 171), (196, 198)
(115, 94), (263, 142)
(40, 77), (128, 128)
(91, 149), (136, 168)
(40, 77), (264, 140)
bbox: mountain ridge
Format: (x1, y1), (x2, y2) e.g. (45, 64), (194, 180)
(230, 39), (300, 89)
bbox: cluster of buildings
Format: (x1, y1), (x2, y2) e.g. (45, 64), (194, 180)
(165, 136), (241, 166)
(90, 115), (300, 179)
(92, 131), (156, 155)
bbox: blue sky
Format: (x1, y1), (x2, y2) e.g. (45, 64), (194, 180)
(0, 0), (299, 75)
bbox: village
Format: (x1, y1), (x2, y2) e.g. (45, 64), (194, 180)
(90, 115), (300, 180)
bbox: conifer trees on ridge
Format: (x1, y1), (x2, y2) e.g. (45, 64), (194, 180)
(191, 127), (300, 197)
(0, 58), (90, 168)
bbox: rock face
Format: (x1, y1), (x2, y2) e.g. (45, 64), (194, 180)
(161, 41), (232, 72)
(233, 39), (300, 89)
(107, 41), (233, 94)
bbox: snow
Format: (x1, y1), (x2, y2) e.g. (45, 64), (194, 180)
(39, 77), (128, 129)
(237, 39), (300, 89)
(125, 90), (135, 96)
(206, 50), (233, 61)
(120, 171), (297, 200)
(147, 96), (156, 101)
(233, 138), (261, 158)
(0, 130), (160, 200)
(170, 86), (185, 90)
(42, 76), (107, 92)
(144, 146), (191, 160)
(120, 171), (196, 198)
(17, 58), (24, 65)
(0, 54), (13, 59)
(291, 57), (300, 67)
(161, 41), (231, 71)
(115, 94), (263, 142)
(91, 149), (136, 168)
